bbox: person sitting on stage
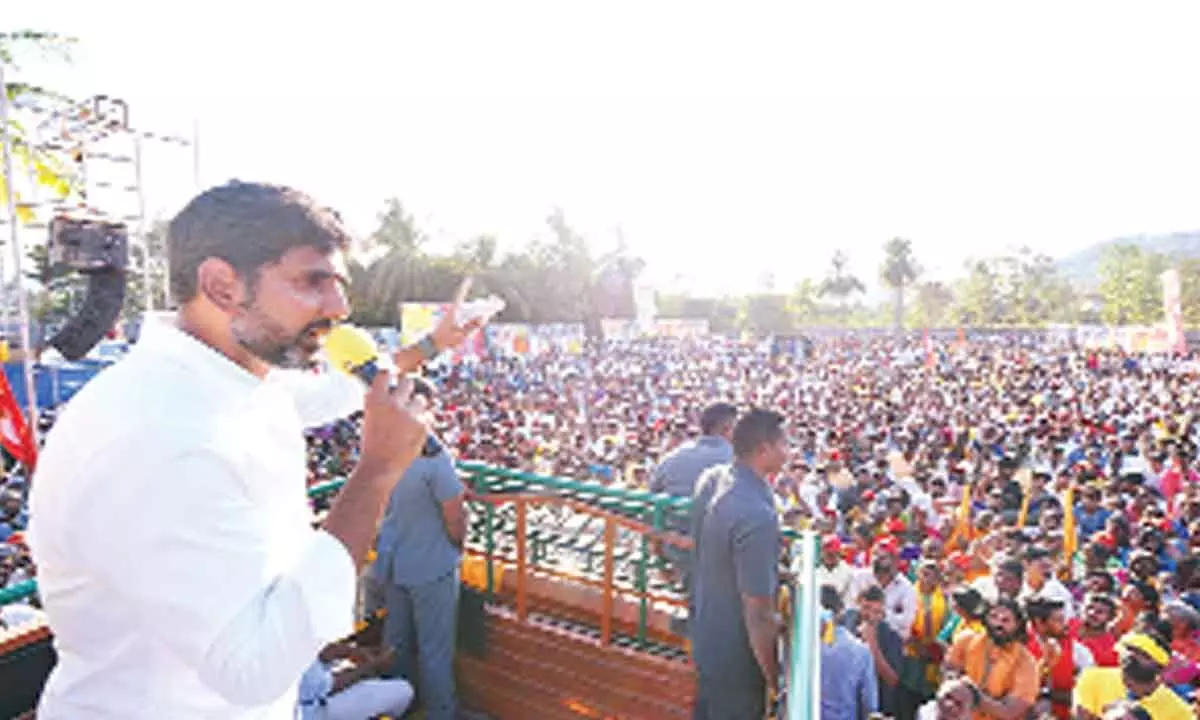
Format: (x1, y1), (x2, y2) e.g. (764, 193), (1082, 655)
(298, 641), (412, 720)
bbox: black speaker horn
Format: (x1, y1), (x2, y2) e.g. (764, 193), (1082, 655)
(43, 216), (129, 361)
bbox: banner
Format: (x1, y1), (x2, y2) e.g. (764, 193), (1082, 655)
(1162, 268), (1186, 353)
(652, 318), (709, 338)
(633, 282), (657, 335)
(399, 303), (441, 346)
(399, 303), (486, 361)
(488, 323), (533, 355)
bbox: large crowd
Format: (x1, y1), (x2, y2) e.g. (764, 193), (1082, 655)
(6, 332), (1200, 718)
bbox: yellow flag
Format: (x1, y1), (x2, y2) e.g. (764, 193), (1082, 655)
(1014, 467), (1032, 527)
(947, 483), (972, 549)
(1062, 485), (1077, 559)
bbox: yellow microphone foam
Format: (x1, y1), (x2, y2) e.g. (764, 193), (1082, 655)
(322, 325), (380, 381)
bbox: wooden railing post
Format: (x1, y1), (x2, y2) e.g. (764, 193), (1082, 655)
(601, 516), (616, 645)
(515, 499), (528, 621)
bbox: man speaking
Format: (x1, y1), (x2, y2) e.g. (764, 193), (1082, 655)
(27, 182), (479, 719)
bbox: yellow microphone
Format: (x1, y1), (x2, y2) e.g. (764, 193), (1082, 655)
(322, 324), (443, 456)
(322, 324), (385, 385)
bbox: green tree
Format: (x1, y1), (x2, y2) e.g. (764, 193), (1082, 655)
(124, 221), (169, 320)
(787, 278), (820, 327)
(1097, 244), (1165, 325)
(954, 259), (1001, 326)
(909, 280), (956, 328)
(879, 237), (920, 332)
(1177, 257), (1200, 329)
(819, 250), (865, 323)
(742, 292), (793, 336)
(996, 247), (1077, 326)
(24, 242), (70, 323)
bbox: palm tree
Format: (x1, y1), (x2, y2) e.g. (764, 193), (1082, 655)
(819, 250), (866, 323)
(880, 237), (920, 333)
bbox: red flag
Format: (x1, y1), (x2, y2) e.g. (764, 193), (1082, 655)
(0, 373), (37, 469)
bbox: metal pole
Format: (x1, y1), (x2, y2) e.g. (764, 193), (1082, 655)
(0, 64), (41, 442)
(133, 134), (152, 312)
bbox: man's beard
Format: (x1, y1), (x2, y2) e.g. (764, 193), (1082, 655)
(232, 302), (331, 369)
(985, 623), (1016, 647)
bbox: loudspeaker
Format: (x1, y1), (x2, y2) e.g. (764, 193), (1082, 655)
(48, 217), (128, 272)
(45, 269), (126, 361)
(43, 216), (130, 360)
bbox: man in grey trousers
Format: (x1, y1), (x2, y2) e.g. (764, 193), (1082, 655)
(371, 378), (466, 720)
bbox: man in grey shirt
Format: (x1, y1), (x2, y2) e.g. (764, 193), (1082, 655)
(370, 378), (466, 720)
(691, 409), (787, 720)
(650, 402), (737, 589)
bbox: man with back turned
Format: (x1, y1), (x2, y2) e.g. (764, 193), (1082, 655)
(650, 402), (737, 589)
(690, 408), (787, 720)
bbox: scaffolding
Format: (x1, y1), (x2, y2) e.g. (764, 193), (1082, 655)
(0, 70), (198, 427)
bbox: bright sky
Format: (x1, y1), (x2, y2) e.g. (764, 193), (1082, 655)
(7, 1), (1200, 295)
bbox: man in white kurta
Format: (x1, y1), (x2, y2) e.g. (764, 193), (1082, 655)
(28, 318), (364, 718)
(25, 181), (475, 719)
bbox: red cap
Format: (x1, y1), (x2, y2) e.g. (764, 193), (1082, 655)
(822, 535), (843, 552)
(946, 551), (971, 570)
(873, 537), (900, 556)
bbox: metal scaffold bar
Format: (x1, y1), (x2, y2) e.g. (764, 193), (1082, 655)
(0, 63), (42, 439)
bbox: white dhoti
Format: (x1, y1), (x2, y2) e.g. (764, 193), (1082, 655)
(319, 678), (414, 720)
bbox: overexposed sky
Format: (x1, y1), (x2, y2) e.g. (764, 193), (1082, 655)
(7, 1), (1200, 294)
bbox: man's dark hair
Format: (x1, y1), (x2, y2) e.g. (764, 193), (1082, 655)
(1083, 592), (1117, 613)
(732, 408), (786, 459)
(858, 584), (886, 604)
(990, 596), (1029, 642)
(699, 402), (738, 436)
(819, 584), (843, 615)
(1024, 597), (1065, 622)
(993, 555), (1025, 581)
(1131, 581), (1161, 610)
(168, 180), (351, 304)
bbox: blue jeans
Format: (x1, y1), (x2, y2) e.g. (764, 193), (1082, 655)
(382, 568), (460, 720)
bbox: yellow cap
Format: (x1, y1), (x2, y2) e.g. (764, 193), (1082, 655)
(1118, 632), (1170, 666)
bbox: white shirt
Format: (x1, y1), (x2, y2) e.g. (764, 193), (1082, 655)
(881, 573), (918, 641)
(845, 568), (918, 640)
(28, 320), (364, 719)
(813, 561), (855, 606)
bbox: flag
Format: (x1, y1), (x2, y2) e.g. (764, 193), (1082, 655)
(1062, 484), (1077, 560)
(923, 329), (936, 370)
(1015, 467), (1032, 527)
(947, 481), (972, 550)
(0, 372), (36, 469)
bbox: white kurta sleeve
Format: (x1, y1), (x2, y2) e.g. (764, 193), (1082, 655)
(271, 369), (365, 428)
(76, 443), (357, 706)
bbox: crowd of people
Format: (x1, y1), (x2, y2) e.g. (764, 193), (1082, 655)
(8, 331), (1200, 719)
(307, 333), (1200, 719)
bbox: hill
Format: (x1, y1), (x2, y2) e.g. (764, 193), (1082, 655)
(1058, 230), (1200, 286)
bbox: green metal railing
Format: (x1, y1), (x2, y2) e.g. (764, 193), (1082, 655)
(0, 578), (36, 606)
(3, 462), (820, 708)
(454, 463), (693, 649)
